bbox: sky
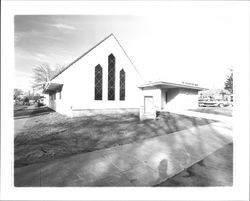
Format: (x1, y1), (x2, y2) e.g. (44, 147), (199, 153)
(15, 13), (235, 91)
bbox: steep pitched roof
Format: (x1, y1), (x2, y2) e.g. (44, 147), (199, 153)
(50, 33), (144, 81)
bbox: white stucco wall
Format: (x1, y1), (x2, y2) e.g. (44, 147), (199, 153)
(141, 87), (162, 111)
(163, 88), (199, 111)
(48, 35), (143, 116)
(178, 88), (199, 109)
(141, 87), (199, 112)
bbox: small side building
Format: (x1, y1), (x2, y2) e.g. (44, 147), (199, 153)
(138, 81), (207, 119)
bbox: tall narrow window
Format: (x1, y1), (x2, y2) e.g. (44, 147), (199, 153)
(108, 54), (115, 100)
(95, 64), (103, 100)
(120, 69), (125, 100)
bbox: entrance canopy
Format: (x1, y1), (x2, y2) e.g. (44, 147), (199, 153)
(138, 81), (207, 91)
(43, 82), (63, 94)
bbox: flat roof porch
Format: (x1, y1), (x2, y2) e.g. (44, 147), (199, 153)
(42, 82), (63, 94)
(138, 81), (207, 91)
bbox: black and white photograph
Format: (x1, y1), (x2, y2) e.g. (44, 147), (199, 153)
(1, 1), (249, 201)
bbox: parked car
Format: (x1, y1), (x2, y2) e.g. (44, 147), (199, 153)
(29, 100), (35, 105)
(199, 99), (231, 107)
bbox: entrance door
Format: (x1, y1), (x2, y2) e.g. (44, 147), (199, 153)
(144, 96), (154, 114)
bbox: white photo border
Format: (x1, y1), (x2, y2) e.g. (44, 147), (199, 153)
(1, 1), (249, 200)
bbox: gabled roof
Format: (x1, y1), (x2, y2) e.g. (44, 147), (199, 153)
(50, 33), (144, 81)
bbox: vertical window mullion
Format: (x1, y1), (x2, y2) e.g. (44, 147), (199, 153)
(108, 54), (115, 100)
(94, 64), (103, 100)
(119, 69), (125, 100)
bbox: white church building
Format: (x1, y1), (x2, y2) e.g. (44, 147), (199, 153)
(43, 34), (206, 118)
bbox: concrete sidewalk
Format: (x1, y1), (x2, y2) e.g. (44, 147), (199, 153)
(14, 122), (233, 187)
(14, 105), (36, 137)
(156, 143), (233, 186)
(168, 109), (232, 124)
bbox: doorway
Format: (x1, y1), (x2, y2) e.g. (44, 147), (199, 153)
(165, 91), (168, 104)
(144, 96), (154, 114)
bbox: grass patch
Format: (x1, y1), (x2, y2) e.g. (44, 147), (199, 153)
(14, 108), (216, 167)
(14, 105), (28, 112)
(188, 107), (232, 117)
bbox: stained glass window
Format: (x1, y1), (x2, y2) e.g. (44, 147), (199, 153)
(108, 54), (115, 100)
(94, 64), (103, 100)
(120, 69), (125, 100)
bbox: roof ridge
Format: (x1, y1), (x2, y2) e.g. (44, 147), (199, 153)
(112, 34), (144, 82)
(50, 33), (114, 81)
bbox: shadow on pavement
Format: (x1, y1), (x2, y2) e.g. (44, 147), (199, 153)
(14, 109), (229, 188)
(155, 143), (233, 187)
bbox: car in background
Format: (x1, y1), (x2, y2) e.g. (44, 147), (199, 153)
(29, 100), (35, 105)
(199, 99), (231, 107)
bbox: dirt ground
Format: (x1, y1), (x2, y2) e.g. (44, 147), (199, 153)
(14, 107), (216, 168)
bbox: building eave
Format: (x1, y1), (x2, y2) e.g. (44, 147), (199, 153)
(43, 82), (63, 94)
(138, 81), (208, 91)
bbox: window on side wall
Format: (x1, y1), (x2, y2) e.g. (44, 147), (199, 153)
(108, 54), (115, 100)
(95, 64), (103, 100)
(119, 69), (125, 100)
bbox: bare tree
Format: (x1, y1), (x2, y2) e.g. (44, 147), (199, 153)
(32, 63), (64, 89)
(50, 64), (65, 78)
(32, 63), (52, 85)
(14, 88), (23, 100)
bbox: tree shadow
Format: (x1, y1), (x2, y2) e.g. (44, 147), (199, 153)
(14, 109), (233, 187)
(14, 110), (216, 170)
